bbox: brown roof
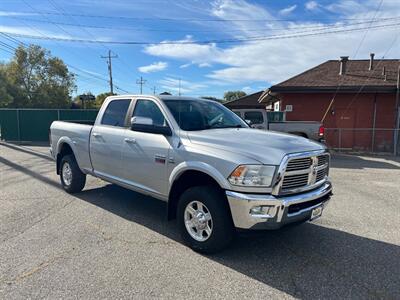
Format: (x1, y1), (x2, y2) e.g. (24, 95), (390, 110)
(271, 59), (400, 93)
(224, 91), (266, 109)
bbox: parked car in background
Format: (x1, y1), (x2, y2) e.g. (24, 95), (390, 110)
(232, 108), (325, 142)
(50, 95), (332, 253)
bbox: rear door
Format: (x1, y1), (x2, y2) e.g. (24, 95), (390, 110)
(121, 98), (172, 197)
(90, 98), (132, 180)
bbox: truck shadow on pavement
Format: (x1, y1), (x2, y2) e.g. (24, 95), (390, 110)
(75, 184), (400, 299)
(331, 154), (400, 170)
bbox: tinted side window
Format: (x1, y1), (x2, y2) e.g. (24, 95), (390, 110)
(244, 111), (264, 124)
(101, 99), (131, 127)
(133, 100), (165, 126)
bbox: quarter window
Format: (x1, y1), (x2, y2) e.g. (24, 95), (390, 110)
(101, 99), (131, 127)
(244, 111), (264, 124)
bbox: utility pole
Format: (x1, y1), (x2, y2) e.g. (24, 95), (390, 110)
(178, 78), (181, 96)
(136, 76), (146, 94)
(152, 86), (157, 95)
(101, 50), (118, 94)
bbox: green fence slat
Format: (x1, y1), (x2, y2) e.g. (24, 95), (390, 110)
(59, 109), (98, 121)
(0, 110), (19, 141)
(19, 110), (59, 141)
(0, 109), (99, 142)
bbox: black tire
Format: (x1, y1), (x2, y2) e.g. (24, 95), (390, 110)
(177, 186), (234, 254)
(60, 154), (86, 193)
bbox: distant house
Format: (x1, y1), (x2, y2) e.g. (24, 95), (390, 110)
(261, 54), (400, 153)
(224, 91), (267, 109)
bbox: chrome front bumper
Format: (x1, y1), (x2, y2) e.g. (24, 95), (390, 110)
(226, 181), (332, 230)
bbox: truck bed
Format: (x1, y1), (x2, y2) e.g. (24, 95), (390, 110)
(50, 121), (93, 172)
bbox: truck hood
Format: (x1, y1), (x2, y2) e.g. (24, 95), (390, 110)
(187, 128), (325, 165)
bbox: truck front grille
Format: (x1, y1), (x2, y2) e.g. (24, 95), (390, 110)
(282, 173), (309, 189)
(285, 157), (312, 171)
(280, 153), (329, 194)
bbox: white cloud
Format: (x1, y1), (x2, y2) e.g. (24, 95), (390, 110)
(198, 62), (212, 68)
(211, 0), (282, 36)
(179, 63), (192, 68)
(242, 86), (253, 93)
(0, 25), (70, 40)
(305, 1), (319, 11)
(279, 5), (297, 16)
(145, 35), (219, 62)
(144, 0), (400, 84)
(159, 77), (207, 95)
(138, 61), (168, 73)
(0, 11), (37, 16)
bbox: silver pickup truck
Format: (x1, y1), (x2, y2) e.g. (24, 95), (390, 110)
(232, 108), (325, 142)
(50, 95), (332, 253)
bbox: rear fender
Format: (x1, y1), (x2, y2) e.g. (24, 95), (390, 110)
(55, 137), (77, 174)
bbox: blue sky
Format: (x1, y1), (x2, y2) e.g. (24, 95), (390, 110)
(0, 0), (399, 98)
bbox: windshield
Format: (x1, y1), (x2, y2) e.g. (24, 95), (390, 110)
(164, 100), (248, 131)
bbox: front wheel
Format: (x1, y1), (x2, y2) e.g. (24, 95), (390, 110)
(177, 186), (234, 253)
(60, 154), (86, 193)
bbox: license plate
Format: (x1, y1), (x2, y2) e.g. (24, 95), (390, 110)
(310, 205), (323, 221)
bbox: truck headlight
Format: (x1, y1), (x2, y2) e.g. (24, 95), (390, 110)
(228, 165), (276, 187)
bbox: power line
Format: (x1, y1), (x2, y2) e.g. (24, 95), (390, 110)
(0, 32), (24, 46)
(0, 41), (15, 51)
(46, 0), (134, 82)
(6, 4), (131, 94)
(20, 0), (130, 92)
(101, 50), (118, 94)
(2, 9), (399, 22)
(4, 15), (400, 33)
(0, 46), (14, 54)
(321, 0), (384, 122)
(3, 21), (400, 45)
(0, 31), (131, 94)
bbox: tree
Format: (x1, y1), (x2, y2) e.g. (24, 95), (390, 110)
(95, 92), (115, 108)
(0, 45), (76, 108)
(223, 91), (247, 102)
(0, 66), (13, 107)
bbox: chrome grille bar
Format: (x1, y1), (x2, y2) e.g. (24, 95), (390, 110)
(279, 151), (330, 194)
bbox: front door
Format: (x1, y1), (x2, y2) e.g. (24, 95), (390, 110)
(121, 99), (172, 197)
(90, 98), (131, 180)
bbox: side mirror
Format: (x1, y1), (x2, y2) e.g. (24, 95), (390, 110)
(131, 116), (172, 136)
(131, 116), (153, 126)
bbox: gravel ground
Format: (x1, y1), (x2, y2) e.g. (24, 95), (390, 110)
(0, 142), (399, 299)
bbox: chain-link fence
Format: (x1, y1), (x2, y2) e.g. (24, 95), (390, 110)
(325, 128), (400, 154)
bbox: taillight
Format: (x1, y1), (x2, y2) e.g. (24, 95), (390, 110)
(318, 126), (325, 137)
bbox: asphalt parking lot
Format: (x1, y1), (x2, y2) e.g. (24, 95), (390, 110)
(1, 142), (399, 299)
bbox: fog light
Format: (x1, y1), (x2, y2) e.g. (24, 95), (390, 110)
(250, 205), (274, 217)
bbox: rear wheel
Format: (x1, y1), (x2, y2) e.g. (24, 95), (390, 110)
(177, 186), (234, 253)
(60, 154), (86, 193)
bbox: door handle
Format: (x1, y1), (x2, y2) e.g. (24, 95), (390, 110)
(124, 138), (136, 144)
(92, 133), (102, 138)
